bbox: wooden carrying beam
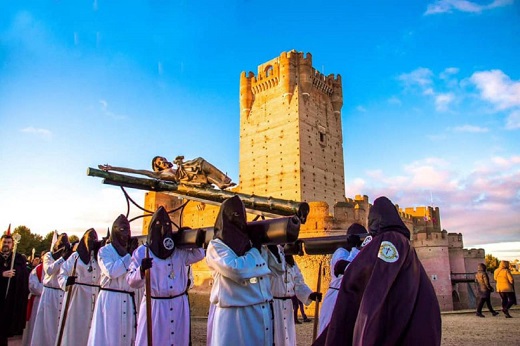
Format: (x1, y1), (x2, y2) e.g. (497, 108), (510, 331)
(87, 167), (309, 223)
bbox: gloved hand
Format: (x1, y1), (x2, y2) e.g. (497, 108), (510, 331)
(267, 245), (281, 263)
(248, 230), (264, 252)
(140, 257), (153, 278)
(334, 260), (350, 277)
(66, 276), (77, 287)
(127, 237), (139, 255)
(309, 292), (322, 302)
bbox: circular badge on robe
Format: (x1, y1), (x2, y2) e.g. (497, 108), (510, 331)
(163, 238), (174, 250)
(378, 241), (399, 263)
(361, 235), (373, 248)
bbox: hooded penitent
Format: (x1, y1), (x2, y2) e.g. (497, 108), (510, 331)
(147, 206), (176, 259)
(214, 195), (250, 256)
(76, 228), (99, 265)
(110, 214), (131, 257)
(345, 223), (367, 250)
(314, 196), (441, 346)
(52, 233), (71, 260)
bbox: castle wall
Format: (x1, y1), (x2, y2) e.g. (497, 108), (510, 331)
(448, 233), (469, 309)
(413, 232), (453, 311)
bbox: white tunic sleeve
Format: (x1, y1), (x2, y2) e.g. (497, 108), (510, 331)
(98, 245), (131, 280)
(44, 253), (64, 276)
(206, 240), (271, 283)
(292, 263), (313, 305)
(58, 253), (79, 291)
(127, 245), (146, 289)
(28, 267), (43, 296)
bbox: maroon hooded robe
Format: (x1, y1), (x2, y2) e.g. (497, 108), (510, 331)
(314, 196), (441, 346)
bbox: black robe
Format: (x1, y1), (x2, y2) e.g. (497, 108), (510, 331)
(0, 252), (29, 342)
(314, 197), (442, 346)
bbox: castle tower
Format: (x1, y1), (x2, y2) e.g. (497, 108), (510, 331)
(238, 51), (345, 210)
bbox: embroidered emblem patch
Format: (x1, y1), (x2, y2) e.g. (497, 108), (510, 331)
(163, 238), (174, 250)
(361, 235), (373, 248)
(378, 241), (399, 263)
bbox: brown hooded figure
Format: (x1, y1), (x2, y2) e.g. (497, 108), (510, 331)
(147, 206), (176, 259)
(76, 228), (99, 266)
(213, 195), (250, 256)
(110, 215), (131, 257)
(314, 196), (442, 346)
(52, 233), (72, 260)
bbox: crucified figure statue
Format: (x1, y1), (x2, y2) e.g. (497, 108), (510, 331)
(99, 156), (236, 190)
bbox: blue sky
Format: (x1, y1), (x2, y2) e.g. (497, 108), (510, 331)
(1, 1), (518, 260)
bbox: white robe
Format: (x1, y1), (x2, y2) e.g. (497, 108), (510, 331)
(22, 265), (43, 346)
(31, 253), (66, 346)
(127, 245), (205, 346)
(206, 240), (274, 346)
(87, 244), (135, 346)
(318, 247), (349, 336)
(56, 252), (100, 346)
(268, 246), (313, 346)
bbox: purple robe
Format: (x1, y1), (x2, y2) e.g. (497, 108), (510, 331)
(314, 197), (441, 346)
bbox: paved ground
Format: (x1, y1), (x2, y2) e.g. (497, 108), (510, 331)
(10, 307), (519, 345)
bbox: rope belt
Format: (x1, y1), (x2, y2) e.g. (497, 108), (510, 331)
(148, 289), (188, 300)
(100, 287), (137, 329)
(75, 282), (101, 288)
(273, 296), (293, 300)
(43, 285), (61, 290)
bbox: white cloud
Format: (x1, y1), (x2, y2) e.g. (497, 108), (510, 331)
(452, 124), (489, 133)
(356, 105), (367, 113)
(20, 126), (53, 140)
(435, 92), (455, 111)
(470, 70), (520, 110)
(425, 0), (513, 15)
(440, 67), (460, 79)
(505, 110), (520, 130)
(398, 68), (433, 89)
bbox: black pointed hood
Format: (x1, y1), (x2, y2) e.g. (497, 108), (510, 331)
(77, 228), (98, 265)
(111, 214), (131, 257)
(368, 196), (410, 239)
(345, 223), (367, 250)
(52, 233), (71, 260)
(147, 207), (175, 259)
(214, 195), (250, 256)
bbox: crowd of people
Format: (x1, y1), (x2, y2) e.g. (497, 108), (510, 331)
(0, 195), (515, 345)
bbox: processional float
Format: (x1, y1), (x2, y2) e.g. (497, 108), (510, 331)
(87, 157), (359, 343)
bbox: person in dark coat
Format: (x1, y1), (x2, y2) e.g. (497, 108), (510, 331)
(475, 263), (499, 317)
(314, 196), (442, 346)
(0, 233), (30, 346)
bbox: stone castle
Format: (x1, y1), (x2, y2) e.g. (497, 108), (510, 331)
(143, 50), (484, 313)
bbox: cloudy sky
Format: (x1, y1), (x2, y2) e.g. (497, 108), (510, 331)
(1, 1), (518, 260)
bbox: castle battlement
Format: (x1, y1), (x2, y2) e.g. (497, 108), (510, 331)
(464, 248), (486, 258)
(448, 232), (464, 248)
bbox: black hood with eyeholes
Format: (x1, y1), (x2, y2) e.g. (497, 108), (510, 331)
(52, 233), (71, 260)
(111, 214), (131, 257)
(147, 206), (176, 259)
(368, 196), (410, 239)
(77, 228), (99, 265)
(345, 223), (368, 250)
(214, 195), (250, 256)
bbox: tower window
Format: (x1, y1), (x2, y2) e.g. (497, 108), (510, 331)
(320, 132), (325, 143)
(265, 65), (273, 77)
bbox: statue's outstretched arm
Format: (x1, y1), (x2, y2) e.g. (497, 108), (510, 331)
(98, 164), (159, 179)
